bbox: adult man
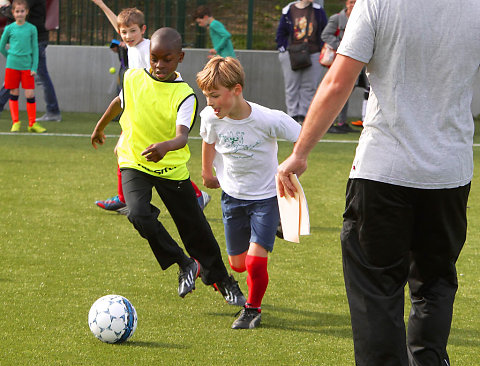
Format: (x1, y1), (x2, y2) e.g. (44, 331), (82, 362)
(0, 0), (60, 121)
(277, 0), (480, 365)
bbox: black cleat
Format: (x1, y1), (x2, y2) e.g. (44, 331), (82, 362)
(231, 306), (262, 329)
(178, 259), (200, 298)
(276, 220), (283, 239)
(214, 274), (246, 306)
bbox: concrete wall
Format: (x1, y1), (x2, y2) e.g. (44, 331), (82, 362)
(0, 45), (479, 117)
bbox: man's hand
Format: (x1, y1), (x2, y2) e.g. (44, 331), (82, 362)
(277, 153), (307, 197)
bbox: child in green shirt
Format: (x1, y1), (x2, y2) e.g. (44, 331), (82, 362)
(0, 0), (45, 133)
(193, 5), (236, 59)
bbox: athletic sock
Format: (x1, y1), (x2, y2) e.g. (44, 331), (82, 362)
(9, 94), (19, 123)
(26, 97), (36, 127)
(117, 165), (125, 203)
(191, 180), (202, 198)
(245, 255), (268, 309)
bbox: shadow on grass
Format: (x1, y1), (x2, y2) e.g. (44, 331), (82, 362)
(120, 340), (189, 349)
(207, 305), (352, 338)
(262, 305), (352, 338)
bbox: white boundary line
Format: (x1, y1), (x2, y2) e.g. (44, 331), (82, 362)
(2, 132), (480, 147)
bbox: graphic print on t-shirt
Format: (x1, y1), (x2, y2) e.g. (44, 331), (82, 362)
(218, 130), (260, 159)
(292, 10), (313, 41)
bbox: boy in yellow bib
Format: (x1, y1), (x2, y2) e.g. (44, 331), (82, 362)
(91, 27), (245, 306)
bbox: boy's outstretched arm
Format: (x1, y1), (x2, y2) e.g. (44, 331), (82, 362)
(201, 141), (220, 189)
(91, 96), (122, 149)
(141, 125), (189, 163)
(91, 0), (119, 33)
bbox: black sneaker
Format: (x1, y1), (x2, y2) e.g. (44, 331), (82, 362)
(276, 219), (283, 239)
(178, 259), (200, 298)
(327, 125), (348, 134)
(214, 274), (246, 306)
(231, 306), (262, 329)
(336, 123), (356, 133)
(292, 115), (305, 124)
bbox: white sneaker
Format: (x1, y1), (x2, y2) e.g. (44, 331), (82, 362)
(36, 113), (62, 122)
(197, 191), (211, 210)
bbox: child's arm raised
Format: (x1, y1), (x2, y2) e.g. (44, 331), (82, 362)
(141, 125), (189, 163)
(91, 96), (122, 149)
(201, 141), (220, 189)
(91, 0), (119, 33)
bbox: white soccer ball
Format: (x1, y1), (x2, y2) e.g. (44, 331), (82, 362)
(88, 294), (137, 344)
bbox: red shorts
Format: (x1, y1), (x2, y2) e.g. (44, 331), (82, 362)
(4, 68), (35, 90)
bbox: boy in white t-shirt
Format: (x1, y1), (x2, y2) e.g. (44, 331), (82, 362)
(91, 2), (150, 68)
(196, 57), (301, 329)
(91, 2), (211, 214)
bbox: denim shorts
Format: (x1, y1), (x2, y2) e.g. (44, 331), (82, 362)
(221, 192), (280, 256)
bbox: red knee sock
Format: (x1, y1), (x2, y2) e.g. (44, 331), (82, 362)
(9, 97), (19, 123)
(26, 98), (36, 127)
(245, 255), (268, 309)
(117, 165), (125, 203)
(191, 180), (202, 198)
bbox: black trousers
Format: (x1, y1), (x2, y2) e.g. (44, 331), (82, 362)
(121, 168), (228, 285)
(341, 179), (470, 366)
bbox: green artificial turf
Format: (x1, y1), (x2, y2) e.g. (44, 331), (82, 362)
(0, 113), (479, 365)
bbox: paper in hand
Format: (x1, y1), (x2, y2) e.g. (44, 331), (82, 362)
(275, 174), (310, 243)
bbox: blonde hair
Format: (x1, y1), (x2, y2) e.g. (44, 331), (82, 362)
(117, 7), (145, 29)
(196, 57), (245, 91)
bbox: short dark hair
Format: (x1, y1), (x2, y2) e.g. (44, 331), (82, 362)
(193, 5), (211, 20)
(12, 0), (29, 10)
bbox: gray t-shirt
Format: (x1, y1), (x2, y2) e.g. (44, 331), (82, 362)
(338, 0), (480, 189)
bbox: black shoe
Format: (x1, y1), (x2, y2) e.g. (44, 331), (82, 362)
(276, 220), (283, 239)
(214, 274), (246, 306)
(178, 259), (200, 298)
(336, 123), (356, 133)
(231, 306), (262, 329)
(327, 125), (348, 134)
(292, 115), (305, 124)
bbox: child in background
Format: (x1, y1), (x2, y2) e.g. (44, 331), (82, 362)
(193, 5), (236, 59)
(0, 0), (45, 133)
(196, 57), (301, 329)
(351, 68), (369, 128)
(109, 38), (128, 96)
(91, 27), (246, 306)
(91, 3), (210, 213)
